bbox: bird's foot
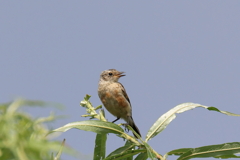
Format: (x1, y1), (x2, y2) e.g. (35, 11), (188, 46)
(122, 123), (129, 133)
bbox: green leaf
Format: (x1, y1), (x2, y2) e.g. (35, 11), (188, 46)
(146, 103), (240, 142)
(123, 141), (134, 160)
(99, 109), (106, 121)
(166, 148), (192, 155)
(127, 126), (162, 159)
(208, 107), (240, 116)
(143, 142), (156, 160)
(85, 94), (91, 101)
(214, 154), (240, 159)
(135, 152), (148, 160)
(52, 120), (124, 135)
(105, 145), (142, 160)
(54, 139), (65, 160)
(80, 95), (107, 122)
(125, 140), (133, 146)
(0, 99), (73, 160)
(164, 148), (192, 159)
(178, 142), (240, 160)
(146, 103), (208, 142)
(93, 134), (107, 160)
(105, 145), (132, 158)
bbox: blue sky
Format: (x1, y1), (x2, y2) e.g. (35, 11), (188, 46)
(1, 1), (240, 160)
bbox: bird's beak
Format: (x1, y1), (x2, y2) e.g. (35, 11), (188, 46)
(116, 72), (125, 77)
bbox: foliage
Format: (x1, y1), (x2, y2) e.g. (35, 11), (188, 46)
(0, 99), (68, 160)
(52, 95), (240, 160)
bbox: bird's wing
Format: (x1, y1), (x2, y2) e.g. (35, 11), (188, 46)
(118, 82), (132, 107)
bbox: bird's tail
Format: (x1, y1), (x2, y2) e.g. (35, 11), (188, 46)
(127, 116), (141, 138)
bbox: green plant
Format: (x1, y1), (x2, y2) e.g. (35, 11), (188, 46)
(52, 95), (240, 160)
(0, 99), (70, 160)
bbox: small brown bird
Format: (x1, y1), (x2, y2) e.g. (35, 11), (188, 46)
(98, 69), (141, 138)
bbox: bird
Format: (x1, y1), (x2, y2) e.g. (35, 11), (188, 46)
(98, 69), (141, 138)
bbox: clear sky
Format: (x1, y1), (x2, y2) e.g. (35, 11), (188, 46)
(1, 1), (240, 160)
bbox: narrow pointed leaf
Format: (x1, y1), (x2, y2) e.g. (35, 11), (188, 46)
(93, 134), (107, 160)
(146, 103), (207, 141)
(178, 142), (240, 160)
(52, 120), (124, 135)
(214, 154), (240, 159)
(105, 145), (142, 160)
(135, 152), (148, 160)
(84, 94), (91, 101)
(105, 144), (134, 159)
(123, 141), (134, 160)
(125, 155), (133, 160)
(143, 142), (156, 160)
(80, 95), (107, 122)
(166, 148), (192, 156)
(146, 103), (240, 141)
(125, 140), (133, 146)
(54, 139), (65, 160)
(164, 148), (192, 159)
(207, 107), (240, 116)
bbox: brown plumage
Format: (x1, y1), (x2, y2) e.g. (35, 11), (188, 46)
(98, 69), (141, 138)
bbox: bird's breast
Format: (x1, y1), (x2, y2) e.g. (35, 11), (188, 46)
(98, 83), (131, 118)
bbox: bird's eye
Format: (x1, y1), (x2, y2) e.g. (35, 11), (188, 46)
(108, 72), (113, 76)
